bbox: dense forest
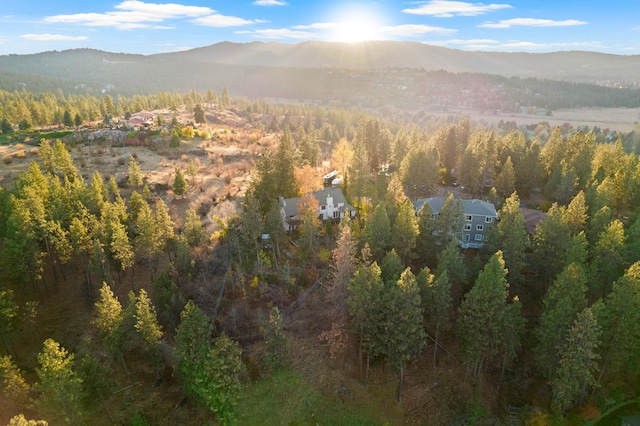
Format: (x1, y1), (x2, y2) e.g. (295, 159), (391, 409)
(1, 89), (640, 425)
(1, 47), (640, 112)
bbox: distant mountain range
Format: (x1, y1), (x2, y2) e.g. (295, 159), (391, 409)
(0, 41), (638, 110)
(156, 41), (640, 83)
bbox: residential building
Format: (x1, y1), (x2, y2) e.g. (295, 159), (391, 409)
(412, 197), (498, 249)
(280, 187), (356, 231)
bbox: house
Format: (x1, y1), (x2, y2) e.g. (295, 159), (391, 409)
(412, 197), (498, 249)
(280, 187), (356, 231)
(621, 415), (640, 426)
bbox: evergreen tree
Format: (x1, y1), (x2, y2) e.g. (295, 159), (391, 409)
(385, 268), (425, 402)
(133, 289), (163, 356)
(169, 128), (181, 148)
(183, 207), (205, 247)
(495, 156), (516, 198)
(174, 300), (213, 400)
(434, 194), (464, 247)
(35, 339), (83, 424)
(551, 308), (601, 414)
(362, 203), (391, 262)
(204, 334), (244, 425)
(535, 263), (588, 378)
(424, 270), (452, 367)
(0, 355), (30, 408)
(265, 306), (288, 371)
(193, 103), (206, 124)
(484, 192), (529, 287)
(392, 199), (418, 263)
(458, 251), (512, 376)
(173, 168), (187, 199)
(1, 117), (13, 133)
(596, 262), (640, 377)
(63, 110), (73, 127)
(127, 156), (143, 188)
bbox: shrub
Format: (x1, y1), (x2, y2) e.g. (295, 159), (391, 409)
(2, 155), (12, 164)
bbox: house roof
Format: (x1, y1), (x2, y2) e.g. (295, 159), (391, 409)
(520, 207), (547, 234)
(280, 187), (354, 218)
(413, 197), (498, 218)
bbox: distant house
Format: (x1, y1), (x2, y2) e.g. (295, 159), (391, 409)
(126, 111), (157, 130)
(621, 415), (640, 426)
(412, 197), (498, 249)
(280, 187), (356, 231)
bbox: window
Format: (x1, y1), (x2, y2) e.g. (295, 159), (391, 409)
(463, 234), (470, 241)
(333, 211), (340, 218)
(465, 214), (472, 221)
(463, 224), (472, 231)
(475, 234), (483, 241)
(321, 205), (326, 210)
(476, 224), (484, 231)
(485, 216), (493, 223)
(430, 213), (436, 220)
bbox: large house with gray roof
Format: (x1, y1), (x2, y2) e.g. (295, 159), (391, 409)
(412, 197), (498, 249)
(280, 188), (356, 231)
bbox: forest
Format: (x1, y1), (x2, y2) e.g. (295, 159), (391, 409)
(0, 88), (640, 425)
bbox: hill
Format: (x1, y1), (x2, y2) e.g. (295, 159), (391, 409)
(0, 42), (639, 112)
(157, 40), (640, 83)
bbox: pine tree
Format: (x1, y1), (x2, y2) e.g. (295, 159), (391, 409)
(484, 192), (529, 287)
(35, 339), (83, 423)
(204, 334), (244, 425)
(127, 156), (143, 188)
(535, 263), (587, 378)
(174, 300), (213, 399)
(183, 207), (205, 247)
(495, 156), (516, 197)
(265, 306), (288, 371)
(392, 199), (418, 263)
(133, 289), (163, 356)
(385, 268), (425, 403)
(458, 251), (512, 376)
(193, 103), (206, 124)
(172, 168), (187, 198)
(596, 262), (640, 377)
(362, 203), (391, 262)
(551, 308), (601, 414)
(424, 271), (452, 368)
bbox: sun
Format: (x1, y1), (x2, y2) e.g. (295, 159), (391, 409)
(330, 5), (384, 43)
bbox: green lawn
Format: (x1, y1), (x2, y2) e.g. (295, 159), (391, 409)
(237, 369), (398, 426)
(587, 400), (640, 426)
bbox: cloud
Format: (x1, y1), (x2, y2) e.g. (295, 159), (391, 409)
(20, 34), (89, 41)
(253, 0), (287, 5)
(193, 14), (261, 27)
(403, 1), (512, 17)
(382, 24), (457, 37)
(43, 1), (258, 30)
(427, 38), (605, 52)
(292, 23), (337, 30)
(236, 28), (317, 40)
(479, 18), (587, 28)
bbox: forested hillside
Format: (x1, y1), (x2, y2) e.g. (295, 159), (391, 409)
(1, 90), (640, 424)
(1, 45), (639, 112)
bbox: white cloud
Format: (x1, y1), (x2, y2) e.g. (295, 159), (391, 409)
(479, 18), (587, 28)
(193, 14), (260, 27)
(20, 34), (89, 41)
(404, 1), (512, 17)
(382, 24), (457, 37)
(253, 0), (287, 6)
(235, 28), (317, 40)
(43, 1), (258, 30)
(292, 23), (337, 30)
(115, 1), (212, 18)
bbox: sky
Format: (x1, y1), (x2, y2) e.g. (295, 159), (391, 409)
(1, 0), (639, 56)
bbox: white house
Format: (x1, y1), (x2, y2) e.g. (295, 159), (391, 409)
(280, 188), (356, 231)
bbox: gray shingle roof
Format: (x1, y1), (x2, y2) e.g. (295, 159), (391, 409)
(413, 197), (498, 218)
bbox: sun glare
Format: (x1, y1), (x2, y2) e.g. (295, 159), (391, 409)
(330, 5), (383, 43)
